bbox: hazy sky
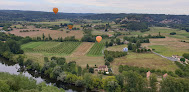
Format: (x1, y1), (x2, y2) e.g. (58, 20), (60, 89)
(0, 0), (189, 14)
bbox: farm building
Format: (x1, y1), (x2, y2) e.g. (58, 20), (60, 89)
(172, 55), (189, 64)
(0, 30), (6, 32)
(163, 73), (168, 78)
(123, 47), (128, 52)
(146, 71), (151, 78)
(98, 65), (108, 72)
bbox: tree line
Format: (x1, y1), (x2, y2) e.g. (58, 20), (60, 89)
(0, 72), (64, 92)
(104, 50), (127, 66)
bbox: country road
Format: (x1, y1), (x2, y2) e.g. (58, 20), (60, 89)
(152, 51), (178, 61)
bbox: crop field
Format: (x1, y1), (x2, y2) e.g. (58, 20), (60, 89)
(31, 19), (70, 25)
(142, 37), (189, 57)
(71, 42), (94, 56)
(111, 52), (179, 74)
(8, 27), (84, 39)
(22, 42), (81, 54)
(87, 42), (105, 56)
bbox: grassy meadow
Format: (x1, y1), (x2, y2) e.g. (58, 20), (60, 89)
(111, 52), (179, 74)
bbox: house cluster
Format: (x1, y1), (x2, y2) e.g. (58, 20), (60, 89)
(172, 55), (189, 64)
(146, 71), (168, 79)
(95, 65), (109, 74)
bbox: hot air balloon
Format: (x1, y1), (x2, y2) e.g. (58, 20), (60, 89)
(96, 36), (102, 43)
(53, 8), (58, 14)
(67, 23), (74, 30)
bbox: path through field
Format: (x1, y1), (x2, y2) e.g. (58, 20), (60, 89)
(71, 42), (94, 56)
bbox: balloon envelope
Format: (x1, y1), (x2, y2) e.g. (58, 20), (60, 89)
(53, 8), (58, 14)
(67, 23), (73, 30)
(96, 36), (102, 43)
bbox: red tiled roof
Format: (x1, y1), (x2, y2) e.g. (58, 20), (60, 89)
(98, 65), (107, 69)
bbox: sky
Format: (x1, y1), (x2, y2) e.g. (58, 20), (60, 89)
(0, 0), (189, 15)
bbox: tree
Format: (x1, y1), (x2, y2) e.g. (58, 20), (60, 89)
(116, 38), (121, 45)
(175, 69), (184, 77)
(106, 56), (114, 62)
(17, 55), (24, 66)
(183, 53), (189, 60)
(83, 73), (93, 89)
(86, 64), (89, 69)
(42, 33), (45, 41)
(89, 68), (94, 73)
(108, 42), (113, 46)
(106, 81), (121, 92)
(48, 34), (52, 40)
(78, 66), (82, 76)
(180, 58), (186, 63)
(105, 41), (109, 48)
(128, 43), (133, 50)
(124, 71), (147, 92)
(0, 80), (10, 92)
(115, 74), (124, 88)
(57, 57), (66, 65)
(149, 75), (158, 92)
(44, 57), (49, 63)
(105, 61), (110, 66)
(136, 41), (141, 48)
(5, 40), (22, 54)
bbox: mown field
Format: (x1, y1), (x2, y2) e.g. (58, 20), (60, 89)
(111, 52), (179, 74)
(87, 42), (105, 56)
(9, 26), (84, 40)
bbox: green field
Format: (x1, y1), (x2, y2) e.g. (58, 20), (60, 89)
(149, 45), (189, 57)
(122, 27), (189, 41)
(22, 42), (81, 54)
(31, 19), (70, 25)
(87, 42), (105, 56)
(106, 44), (128, 51)
(112, 52), (179, 74)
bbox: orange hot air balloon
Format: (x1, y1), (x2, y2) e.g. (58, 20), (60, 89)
(53, 8), (58, 14)
(68, 23), (74, 30)
(96, 36), (102, 43)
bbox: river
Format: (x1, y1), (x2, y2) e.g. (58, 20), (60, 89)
(0, 57), (90, 92)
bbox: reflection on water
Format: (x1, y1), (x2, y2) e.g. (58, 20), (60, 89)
(0, 57), (90, 92)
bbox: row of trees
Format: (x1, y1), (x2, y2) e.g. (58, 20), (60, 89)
(32, 34), (79, 42)
(105, 38), (123, 48)
(104, 50), (127, 66)
(119, 65), (177, 77)
(20, 30), (40, 32)
(124, 36), (150, 43)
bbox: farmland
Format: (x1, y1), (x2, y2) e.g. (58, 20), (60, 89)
(111, 52), (179, 74)
(8, 25), (84, 40)
(30, 19), (70, 25)
(21, 41), (105, 67)
(142, 36), (189, 57)
(87, 42), (105, 56)
(22, 42), (81, 54)
(106, 44), (128, 51)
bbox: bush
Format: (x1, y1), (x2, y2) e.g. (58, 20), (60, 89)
(89, 68), (94, 73)
(170, 32), (176, 35)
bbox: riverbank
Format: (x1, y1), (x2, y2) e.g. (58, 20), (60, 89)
(0, 57), (89, 92)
